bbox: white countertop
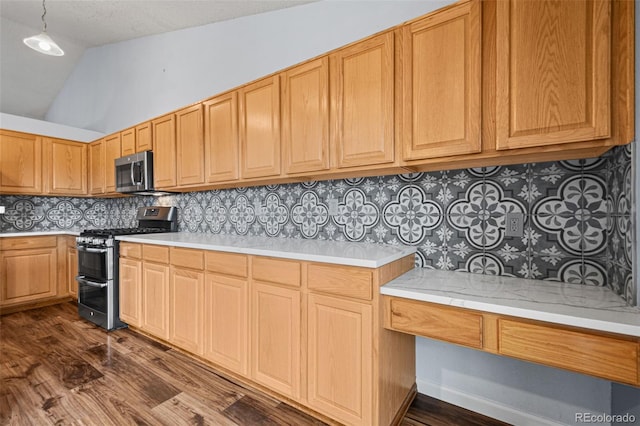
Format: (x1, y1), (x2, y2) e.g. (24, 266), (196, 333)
(381, 268), (640, 337)
(1, 230), (82, 237)
(116, 232), (416, 268)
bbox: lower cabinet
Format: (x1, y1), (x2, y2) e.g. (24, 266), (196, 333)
(251, 281), (301, 399)
(119, 257), (142, 326)
(307, 293), (373, 425)
(141, 261), (170, 339)
(169, 266), (204, 354)
(67, 245), (78, 299)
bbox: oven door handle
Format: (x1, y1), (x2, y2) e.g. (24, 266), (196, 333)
(75, 276), (108, 288)
(76, 246), (108, 254)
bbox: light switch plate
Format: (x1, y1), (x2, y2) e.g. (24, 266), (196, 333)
(505, 212), (524, 237)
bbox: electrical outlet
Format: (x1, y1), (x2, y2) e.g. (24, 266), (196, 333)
(505, 212), (524, 237)
(327, 198), (339, 216)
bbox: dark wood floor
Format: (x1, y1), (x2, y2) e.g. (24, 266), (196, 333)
(1, 302), (509, 425)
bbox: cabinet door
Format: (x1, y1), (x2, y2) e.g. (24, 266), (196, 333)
(121, 127), (136, 156)
(88, 140), (105, 195)
(120, 257), (142, 326)
(141, 261), (170, 339)
(136, 122), (153, 152)
(239, 76), (281, 179)
(251, 282), (300, 399)
(203, 92), (239, 183)
(169, 267), (204, 354)
(176, 104), (205, 186)
(496, 0), (611, 150)
(67, 247), (78, 299)
(203, 273), (248, 375)
(307, 293), (372, 425)
(104, 133), (121, 193)
(282, 57), (330, 174)
(330, 32), (395, 168)
(44, 138), (87, 195)
(403, 1), (481, 160)
(0, 130), (42, 194)
(0, 248), (57, 306)
(152, 114), (177, 189)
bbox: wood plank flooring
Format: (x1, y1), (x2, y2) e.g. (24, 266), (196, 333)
(1, 303), (510, 425)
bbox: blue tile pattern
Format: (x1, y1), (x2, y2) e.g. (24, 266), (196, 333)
(0, 145), (635, 305)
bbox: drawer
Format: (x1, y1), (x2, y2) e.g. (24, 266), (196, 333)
(205, 251), (248, 277)
(388, 298), (483, 349)
(307, 264), (372, 300)
(499, 319), (639, 385)
(171, 247), (204, 270)
(142, 244), (170, 264)
(252, 257), (301, 287)
(1, 236), (58, 250)
(120, 243), (142, 259)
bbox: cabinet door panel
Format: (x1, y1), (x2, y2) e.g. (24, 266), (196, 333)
(152, 114), (177, 189)
(104, 133), (121, 193)
(240, 76), (281, 179)
(0, 130), (42, 194)
(121, 128), (136, 156)
(120, 257), (142, 326)
(204, 92), (239, 183)
(46, 138), (87, 195)
(203, 273), (248, 375)
(282, 57), (330, 174)
(136, 122), (153, 152)
(307, 294), (372, 425)
(251, 282), (300, 398)
(176, 104), (205, 186)
(496, 0), (611, 149)
(1, 248), (57, 305)
(142, 262), (170, 339)
(67, 247), (78, 299)
(170, 267), (203, 354)
(403, 1), (481, 160)
(88, 141), (105, 194)
(331, 32), (395, 168)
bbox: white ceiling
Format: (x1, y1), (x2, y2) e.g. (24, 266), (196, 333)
(0, 0), (316, 121)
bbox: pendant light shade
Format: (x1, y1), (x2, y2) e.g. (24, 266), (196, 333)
(23, 0), (64, 56)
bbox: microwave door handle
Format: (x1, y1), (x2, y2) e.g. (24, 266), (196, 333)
(130, 162), (136, 186)
(75, 276), (108, 288)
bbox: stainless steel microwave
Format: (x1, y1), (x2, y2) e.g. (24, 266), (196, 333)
(115, 151), (154, 194)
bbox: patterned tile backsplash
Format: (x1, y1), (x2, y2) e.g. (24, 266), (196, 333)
(1, 144), (635, 305)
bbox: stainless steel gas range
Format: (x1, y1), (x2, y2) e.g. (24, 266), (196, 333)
(76, 206), (178, 330)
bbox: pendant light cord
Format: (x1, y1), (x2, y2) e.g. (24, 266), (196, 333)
(41, 0), (47, 32)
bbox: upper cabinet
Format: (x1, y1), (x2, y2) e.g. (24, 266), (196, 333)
(330, 31), (395, 169)
(43, 138), (87, 195)
(152, 113), (177, 189)
(203, 92), (240, 183)
(239, 75), (281, 179)
(402, 1), (482, 160)
(104, 133), (121, 193)
(495, 0), (611, 150)
(0, 130), (42, 194)
(282, 57), (330, 175)
(121, 127), (136, 156)
(88, 140), (105, 195)
(176, 104), (205, 187)
(136, 122), (153, 153)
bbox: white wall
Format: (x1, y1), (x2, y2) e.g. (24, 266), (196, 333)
(46, 0), (451, 134)
(42, 1), (640, 424)
(0, 112), (104, 142)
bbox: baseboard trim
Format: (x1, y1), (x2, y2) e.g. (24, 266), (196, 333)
(417, 378), (566, 426)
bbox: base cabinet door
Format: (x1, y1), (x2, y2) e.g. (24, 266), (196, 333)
(251, 282), (300, 399)
(203, 273), (249, 376)
(307, 293), (373, 425)
(119, 257), (142, 326)
(169, 267), (203, 354)
(141, 262), (170, 339)
(0, 248), (57, 306)
(67, 246), (78, 299)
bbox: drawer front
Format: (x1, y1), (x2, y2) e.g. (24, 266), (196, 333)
(499, 319), (639, 385)
(1, 236), (58, 250)
(143, 244), (170, 264)
(252, 257), (301, 287)
(389, 298), (482, 349)
(120, 243), (142, 259)
(307, 264), (372, 301)
(171, 247), (204, 270)
(205, 252), (248, 277)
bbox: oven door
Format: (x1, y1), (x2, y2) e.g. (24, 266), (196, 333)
(77, 245), (111, 281)
(76, 276), (109, 313)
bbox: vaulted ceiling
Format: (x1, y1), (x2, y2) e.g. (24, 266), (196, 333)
(0, 0), (316, 121)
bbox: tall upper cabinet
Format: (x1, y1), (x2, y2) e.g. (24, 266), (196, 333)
(495, 0), (611, 150)
(402, 1), (482, 160)
(330, 32), (395, 169)
(153, 113), (177, 189)
(43, 138), (87, 195)
(0, 130), (42, 194)
(203, 92), (240, 183)
(176, 104), (205, 187)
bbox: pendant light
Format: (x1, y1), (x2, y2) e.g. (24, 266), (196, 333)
(23, 0), (64, 56)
